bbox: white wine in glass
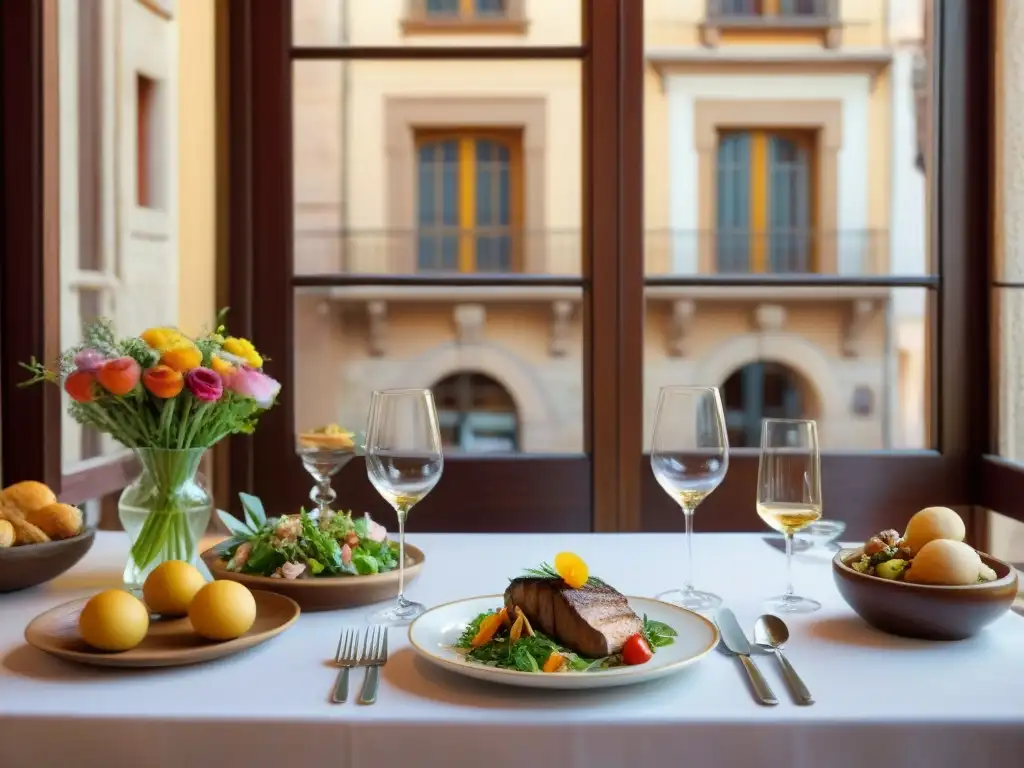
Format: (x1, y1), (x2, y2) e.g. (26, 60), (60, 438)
(650, 386), (729, 612)
(757, 418), (822, 614)
(365, 388), (443, 626)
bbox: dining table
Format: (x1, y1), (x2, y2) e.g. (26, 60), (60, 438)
(2, 530), (1023, 768)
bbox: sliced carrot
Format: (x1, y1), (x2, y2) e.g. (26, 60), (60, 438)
(509, 614), (525, 644)
(470, 613), (504, 648)
(543, 653), (565, 673)
(498, 607), (511, 629)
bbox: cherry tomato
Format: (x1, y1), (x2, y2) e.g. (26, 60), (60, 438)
(621, 633), (653, 665)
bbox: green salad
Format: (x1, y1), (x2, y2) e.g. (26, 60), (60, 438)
(216, 493), (398, 579)
(456, 608), (677, 673)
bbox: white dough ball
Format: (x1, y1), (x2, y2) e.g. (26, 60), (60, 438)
(904, 539), (983, 586)
(903, 506), (966, 555)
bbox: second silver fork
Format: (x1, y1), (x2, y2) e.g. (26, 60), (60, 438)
(359, 626), (388, 705)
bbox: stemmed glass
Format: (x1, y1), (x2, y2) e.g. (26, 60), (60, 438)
(756, 418), (822, 614)
(365, 388), (444, 626)
(651, 385), (729, 612)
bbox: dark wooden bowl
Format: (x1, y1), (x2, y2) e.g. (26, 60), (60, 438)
(200, 541), (425, 612)
(0, 529), (96, 593)
(832, 547), (1019, 641)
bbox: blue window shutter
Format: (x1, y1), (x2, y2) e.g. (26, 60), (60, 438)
(716, 133), (752, 272)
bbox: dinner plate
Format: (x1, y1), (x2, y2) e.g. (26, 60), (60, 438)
(408, 594), (719, 690)
(24, 589), (299, 668)
(200, 541), (425, 611)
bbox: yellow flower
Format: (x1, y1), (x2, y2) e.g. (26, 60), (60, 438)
(210, 355), (236, 378)
(140, 327), (187, 352)
(222, 337), (263, 368)
(161, 343), (203, 373)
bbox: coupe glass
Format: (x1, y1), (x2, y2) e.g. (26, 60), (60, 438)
(756, 418), (822, 614)
(365, 388), (443, 626)
(651, 385), (729, 612)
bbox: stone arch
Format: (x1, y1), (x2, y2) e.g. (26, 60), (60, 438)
(384, 341), (554, 431)
(694, 332), (843, 436)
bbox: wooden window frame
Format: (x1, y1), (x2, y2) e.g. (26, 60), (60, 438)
(2, 1), (1001, 541)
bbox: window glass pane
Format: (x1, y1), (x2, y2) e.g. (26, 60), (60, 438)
(293, 59), (584, 454)
(292, 0), (581, 48)
(643, 0), (932, 451)
(293, 60), (581, 277)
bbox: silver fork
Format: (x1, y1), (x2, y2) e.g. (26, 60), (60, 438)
(331, 628), (362, 704)
(358, 626), (388, 706)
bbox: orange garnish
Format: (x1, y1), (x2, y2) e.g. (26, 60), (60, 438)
(543, 652), (565, 673)
(554, 552), (589, 589)
(498, 607), (511, 629)
(470, 613), (504, 648)
(509, 614), (525, 644)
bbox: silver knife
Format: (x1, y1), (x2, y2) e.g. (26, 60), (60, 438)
(716, 608), (778, 706)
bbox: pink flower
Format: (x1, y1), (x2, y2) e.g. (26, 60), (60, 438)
(73, 348), (107, 372)
(341, 543), (353, 565)
(228, 365), (281, 407)
(185, 367), (223, 402)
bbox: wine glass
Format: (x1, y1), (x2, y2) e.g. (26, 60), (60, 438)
(650, 385), (729, 612)
(365, 388), (444, 626)
(756, 418), (822, 614)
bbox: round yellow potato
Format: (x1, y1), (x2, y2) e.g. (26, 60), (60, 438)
(0, 481), (56, 515)
(0, 519), (14, 548)
(904, 539), (984, 586)
(902, 506), (966, 555)
(143, 560), (207, 617)
(26, 502), (83, 540)
(79, 589), (150, 652)
(188, 581), (256, 641)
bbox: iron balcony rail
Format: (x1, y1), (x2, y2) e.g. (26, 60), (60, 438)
(293, 227), (891, 277)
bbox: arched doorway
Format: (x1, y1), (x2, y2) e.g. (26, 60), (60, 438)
(431, 372), (519, 453)
(722, 361), (811, 447)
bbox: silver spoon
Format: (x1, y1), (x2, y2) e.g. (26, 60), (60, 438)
(754, 614), (813, 705)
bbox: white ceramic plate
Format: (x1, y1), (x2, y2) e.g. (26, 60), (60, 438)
(407, 594), (720, 690)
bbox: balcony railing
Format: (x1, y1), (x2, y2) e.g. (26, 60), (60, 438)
(293, 228), (888, 277)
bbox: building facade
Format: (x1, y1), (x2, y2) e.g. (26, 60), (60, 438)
(293, 0), (928, 453)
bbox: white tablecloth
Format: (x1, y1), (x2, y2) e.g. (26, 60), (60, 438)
(1, 532), (1023, 768)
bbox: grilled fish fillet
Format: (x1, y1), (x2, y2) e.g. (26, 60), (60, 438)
(504, 577), (643, 658)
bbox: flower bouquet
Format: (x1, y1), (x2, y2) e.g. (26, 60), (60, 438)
(22, 312), (280, 587)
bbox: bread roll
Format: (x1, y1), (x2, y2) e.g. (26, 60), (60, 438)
(27, 503), (83, 540)
(904, 539), (983, 586)
(0, 519), (14, 548)
(903, 506), (966, 555)
(0, 481), (57, 514)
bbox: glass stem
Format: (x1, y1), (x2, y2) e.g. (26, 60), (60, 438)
(785, 532), (795, 598)
(683, 506), (695, 593)
(396, 505), (408, 607)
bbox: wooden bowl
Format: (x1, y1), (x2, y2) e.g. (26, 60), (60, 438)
(832, 547), (1019, 640)
(200, 542), (425, 612)
(0, 529), (96, 593)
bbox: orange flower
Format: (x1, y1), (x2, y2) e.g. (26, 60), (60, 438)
(64, 370), (96, 403)
(553, 552), (589, 589)
(210, 355), (236, 379)
(160, 343), (203, 373)
(95, 357), (142, 396)
(142, 365), (184, 399)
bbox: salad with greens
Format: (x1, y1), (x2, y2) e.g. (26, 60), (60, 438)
(456, 609), (677, 673)
(216, 493), (399, 579)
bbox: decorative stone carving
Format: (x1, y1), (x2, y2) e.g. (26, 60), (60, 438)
(843, 299), (877, 358)
(668, 299), (696, 358)
(752, 303), (787, 333)
(453, 303), (486, 346)
(366, 301), (387, 358)
(549, 300), (574, 358)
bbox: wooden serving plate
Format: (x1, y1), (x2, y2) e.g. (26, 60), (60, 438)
(201, 542), (425, 612)
(24, 589), (299, 668)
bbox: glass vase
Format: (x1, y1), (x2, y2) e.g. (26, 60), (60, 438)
(118, 447), (213, 589)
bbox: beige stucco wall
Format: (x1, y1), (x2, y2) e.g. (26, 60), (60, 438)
(177, 0), (217, 336)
